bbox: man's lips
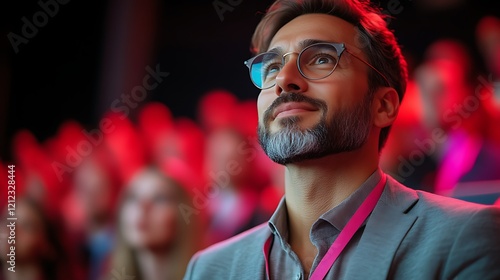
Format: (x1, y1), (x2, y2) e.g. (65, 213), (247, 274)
(273, 102), (318, 119)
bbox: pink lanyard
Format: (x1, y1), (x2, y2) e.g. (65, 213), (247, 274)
(263, 174), (387, 280)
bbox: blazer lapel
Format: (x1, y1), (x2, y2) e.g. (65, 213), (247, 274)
(343, 176), (419, 279)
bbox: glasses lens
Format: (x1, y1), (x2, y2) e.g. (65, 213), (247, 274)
(250, 52), (281, 89)
(299, 44), (340, 80)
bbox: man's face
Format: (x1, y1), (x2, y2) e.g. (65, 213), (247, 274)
(257, 14), (374, 164)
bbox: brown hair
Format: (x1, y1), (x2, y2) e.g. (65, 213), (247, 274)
(251, 0), (408, 150)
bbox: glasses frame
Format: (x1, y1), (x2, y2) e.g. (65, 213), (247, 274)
(244, 42), (391, 90)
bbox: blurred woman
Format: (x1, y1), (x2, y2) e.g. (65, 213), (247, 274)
(0, 198), (69, 280)
(108, 166), (203, 280)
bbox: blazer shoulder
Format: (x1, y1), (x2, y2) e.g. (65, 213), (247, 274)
(385, 174), (495, 220)
(414, 188), (496, 218)
(184, 223), (270, 279)
(198, 222), (269, 258)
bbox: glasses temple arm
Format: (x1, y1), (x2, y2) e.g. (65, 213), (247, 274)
(345, 50), (391, 88)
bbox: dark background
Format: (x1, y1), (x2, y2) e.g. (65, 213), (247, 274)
(2, 0), (500, 162)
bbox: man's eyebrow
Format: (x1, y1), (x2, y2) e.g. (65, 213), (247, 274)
(299, 39), (332, 49)
(266, 39), (336, 54)
(266, 46), (284, 54)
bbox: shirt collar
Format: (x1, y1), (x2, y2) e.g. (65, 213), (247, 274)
(268, 196), (289, 243)
(319, 168), (382, 231)
(268, 168), (383, 242)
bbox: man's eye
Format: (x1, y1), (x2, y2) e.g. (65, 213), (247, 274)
(264, 63), (281, 76)
(316, 57), (331, 64)
(310, 54), (336, 65)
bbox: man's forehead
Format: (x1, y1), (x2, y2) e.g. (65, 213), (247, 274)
(267, 13), (360, 52)
(266, 39), (337, 55)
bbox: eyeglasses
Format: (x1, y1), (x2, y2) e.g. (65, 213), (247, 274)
(244, 42), (390, 90)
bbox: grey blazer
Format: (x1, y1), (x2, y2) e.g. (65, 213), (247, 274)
(184, 176), (500, 280)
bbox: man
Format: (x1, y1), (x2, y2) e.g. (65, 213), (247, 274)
(184, 0), (500, 279)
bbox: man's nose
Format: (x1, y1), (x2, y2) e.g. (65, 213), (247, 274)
(274, 52), (308, 95)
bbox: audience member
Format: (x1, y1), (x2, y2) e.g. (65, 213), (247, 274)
(70, 148), (121, 280)
(0, 198), (70, 280)
(199, 92), (273, 244)
(109, 167), (203, 280)
(414, 40), (500, 194)
(476, 16), (500, 143)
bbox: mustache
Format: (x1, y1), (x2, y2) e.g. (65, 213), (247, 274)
(263, 92), (327, 123)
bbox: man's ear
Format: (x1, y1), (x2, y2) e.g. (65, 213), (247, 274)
(372, 87), (400, 129)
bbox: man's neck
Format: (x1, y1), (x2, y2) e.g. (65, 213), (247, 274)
(283, 146), (379, 273)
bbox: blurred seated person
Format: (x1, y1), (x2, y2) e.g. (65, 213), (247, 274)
(476, 16), (500, 142)
(204, 128), (270, 244)
(197, 89), (239, 134)
(202, 99), (272, 244)
(0, 198), (70, 280)
(108, 166), (203, 280)
(415, 40), (500, 195)
(476, 16), (500, 95)
(68, 147), (121, 280)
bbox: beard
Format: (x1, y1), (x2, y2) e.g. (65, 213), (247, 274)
(258, 92), (373, 165)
